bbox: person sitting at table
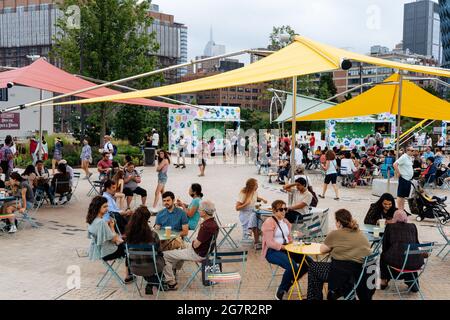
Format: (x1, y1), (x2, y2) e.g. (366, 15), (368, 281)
(176, 183), (203, 231)
(86, 196), (134, 284)
(51, 162), (72, 204)
(419, 156), (437, 186)
(102, 179), (133, 236)
(34, 160), (54, 205)
(364, 193), (397, 225)
(97, 152), (112, 181)
(59, 159), (74, 187)
(236, 178), (268, 249)
(261, 199), (311, 300)
(283, 177), (313, 224)
(111, 169), (125, 210)
(21, 164), (37, 188)
(162, 199), (219, 290)
(379, 210), (423, 292)
(306, 209), (372, 300)
(154, 191), (189, 251)
(123, 162), (147, 209)
(125, 205), (165, 295)
(2, 172), (35, 233)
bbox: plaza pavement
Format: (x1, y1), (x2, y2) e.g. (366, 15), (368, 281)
(1, 159), (449, 300)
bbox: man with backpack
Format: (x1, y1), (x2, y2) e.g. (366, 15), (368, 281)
(103, 135), (116, 160)
(0, 135), (14, 181)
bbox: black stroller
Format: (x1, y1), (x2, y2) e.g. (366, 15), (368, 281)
(408, 183), (450, 224)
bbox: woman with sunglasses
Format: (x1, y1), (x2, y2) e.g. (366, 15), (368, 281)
(261, 200), (310, 300)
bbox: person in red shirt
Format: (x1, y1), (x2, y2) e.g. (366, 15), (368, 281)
(282, 134), (291, 153)
(309, 133), (316, 151)
(30, 137), (38, 165)
(97, 152), (112, 180)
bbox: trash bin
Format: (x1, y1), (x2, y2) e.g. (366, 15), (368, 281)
(144, 148), (156, 166)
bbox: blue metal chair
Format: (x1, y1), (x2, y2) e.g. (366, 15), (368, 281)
(124, 243), (165, 299)
(344, 252), (380, 300)
(266, 263), (282, 290)
(205, 250), (248, 299)
(214, 211), (238, 249)
(386, 242), (435, 300)
(181, 233), (218, 291)
(88, 231), (127, 292)
(434, 216), (449, 261)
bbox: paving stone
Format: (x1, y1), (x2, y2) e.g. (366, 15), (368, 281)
(1, 163), (449, 300)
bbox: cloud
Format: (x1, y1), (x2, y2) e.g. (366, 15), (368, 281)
(155, 0), (432, 61)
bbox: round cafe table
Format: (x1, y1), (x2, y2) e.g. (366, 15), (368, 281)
(154, 229), (180, 241)
(285, 242), (323, 300)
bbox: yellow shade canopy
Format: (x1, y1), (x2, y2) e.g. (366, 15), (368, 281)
(295, 74), (450, 121)
(56, 36), (450, 106)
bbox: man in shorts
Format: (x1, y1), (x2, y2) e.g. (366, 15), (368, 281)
(123, 162), (147, 208)
(394, 147), (414, 211)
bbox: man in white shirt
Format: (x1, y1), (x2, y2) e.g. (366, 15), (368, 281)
(393, 147), (414, 211)
(294, 143), (303, 167)
(283, 177), (312, 223)
(103, 135), (114, 160)
(437, 135), (445, 148)
(152, 129), (159, 148)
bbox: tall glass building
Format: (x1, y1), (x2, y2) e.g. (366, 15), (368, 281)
(403, 0), (442, 64)
(439, 0), (450, 68)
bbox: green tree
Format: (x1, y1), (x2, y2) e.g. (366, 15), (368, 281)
(344, 92), (353, 101)
(268, 25), (297, 51)
(51, 0), (162, 146)
(317, 73), (337, 101)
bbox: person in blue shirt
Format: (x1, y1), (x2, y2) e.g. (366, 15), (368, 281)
(102, 179), (133, 235)
(422, 146), (434, 161)
(155, 191), (189, 236)
(176, 183), (203, 231)
(420, 156), (437, 186)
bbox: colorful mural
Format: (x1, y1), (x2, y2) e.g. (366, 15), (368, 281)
(168, 106), (240, 154)
(326, 113), (397, 149)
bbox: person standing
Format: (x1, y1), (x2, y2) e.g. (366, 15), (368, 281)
(152, 129), (160, 149)
(309, 133), (316, 153)
(393, 147), (414, 211)
(0, 135), (14, 181)
(40, 136), (48, 161)
(175, 135), (187, 169)
(103, 135), (114, 161)
(437, 135), (445, 148)
(80, 139), (93, 179)
(319, 150), (340, 200)
(51, 137), (63, 175)
(152, 150), (170, 211)
(30, 136), (38, 165)
(197, 139), (208, 177)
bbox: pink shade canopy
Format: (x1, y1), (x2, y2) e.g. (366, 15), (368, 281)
(0, 58), (178, 108)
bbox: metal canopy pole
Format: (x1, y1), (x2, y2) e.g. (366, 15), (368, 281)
(0, 48), (274, 114)
(396, 73), (404, 160)
(290, 76), (298, 185)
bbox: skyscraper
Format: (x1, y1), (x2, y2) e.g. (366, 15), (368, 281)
(403, 0), (442, 64)
(439, 0), (450, 67)
(203, 27), (225, 57)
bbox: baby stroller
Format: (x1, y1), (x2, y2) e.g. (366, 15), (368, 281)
(408, 183), (450, 224)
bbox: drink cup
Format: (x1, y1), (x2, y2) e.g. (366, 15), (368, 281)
(165, 226), (172, 238)
(378, 219), (386, 229)
(373, 227), (381, 238)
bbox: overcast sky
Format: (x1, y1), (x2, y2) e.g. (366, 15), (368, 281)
(154, 0), (437, 63)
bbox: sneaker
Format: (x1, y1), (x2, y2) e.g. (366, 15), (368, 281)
(165, 282), (178, 291)
(59, 196), (68, 205)
(174, 164), (180, 168)
(181, 165), (186, 169)
(145, 284), (154, 295)
(275, 290), (285, 300)
(124, 275), (136, 284)
(254, 243), (262, 250)
(8, 225), (17, 233)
